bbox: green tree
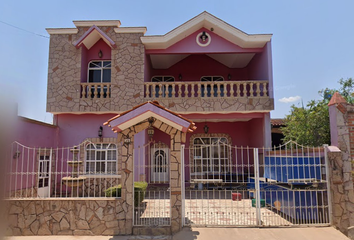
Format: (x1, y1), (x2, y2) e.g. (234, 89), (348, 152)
(281, 78), (354, 147)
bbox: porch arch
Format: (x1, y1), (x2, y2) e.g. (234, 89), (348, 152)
(104, 101), (195, 234)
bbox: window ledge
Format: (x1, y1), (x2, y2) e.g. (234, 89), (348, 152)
(79, 174), (121, 179)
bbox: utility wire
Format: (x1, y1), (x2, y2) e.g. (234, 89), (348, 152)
(0, 20), (49, 39)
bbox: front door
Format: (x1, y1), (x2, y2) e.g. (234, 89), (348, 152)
(151, 148), (169, 183)
(37, 149), (52, 198)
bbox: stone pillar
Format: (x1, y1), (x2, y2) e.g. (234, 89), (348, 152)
(169, 129), (182, 233)
(117, 128), (135, 235)
(328, 147), (354, 239)
(328, 93), (354, 239)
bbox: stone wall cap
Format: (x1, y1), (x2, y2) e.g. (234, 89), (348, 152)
(327, 145), (341, 152)
(328, 92), (347, 106)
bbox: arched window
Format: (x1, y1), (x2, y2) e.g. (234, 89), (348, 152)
(85, 143), (117, 175)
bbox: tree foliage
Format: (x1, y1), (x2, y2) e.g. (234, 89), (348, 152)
(281, 78), (354, 147)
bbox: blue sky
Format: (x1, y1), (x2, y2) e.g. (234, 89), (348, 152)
(1, 0), (354, 123)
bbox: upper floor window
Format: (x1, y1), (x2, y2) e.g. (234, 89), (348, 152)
(88, 61), (111, 83)
(85, 143), (117, 175)
(151, 76), (175, 83)
(151, 76), (175, 97)
(200, 76), (224, 97)
(200, 76), (224, 82)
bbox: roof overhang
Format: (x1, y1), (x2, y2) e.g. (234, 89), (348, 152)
(104, 101), (196, 133)
(46, 28), (79, 35)
(141, 11), (272, 49)
(73, 20), (121, 28)
(114, 27), (147, 34)
(73, 25), (116, 49)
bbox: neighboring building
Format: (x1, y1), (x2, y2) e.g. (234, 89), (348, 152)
(271, 118), (285, 147)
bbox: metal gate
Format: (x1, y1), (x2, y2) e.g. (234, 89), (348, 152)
(182, 141), (331, 227)
(133, 141), (171, 226)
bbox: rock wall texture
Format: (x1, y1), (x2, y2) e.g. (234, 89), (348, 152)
(328, 100), (354, 239)
(47, 26), (145, 113)
(6, 199), (130, 236)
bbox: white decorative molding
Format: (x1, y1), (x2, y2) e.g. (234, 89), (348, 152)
(141, 11), (272, 49)
(114, 27), (147, 34)
(73, 20), (121, 27)
(196, 32), (211, 47)
(46, 28), (78, 35)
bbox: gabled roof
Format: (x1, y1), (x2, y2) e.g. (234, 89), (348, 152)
(104, 101), (196, 133)
(73, 25), (116, 49)
(141, 11), (272, 49)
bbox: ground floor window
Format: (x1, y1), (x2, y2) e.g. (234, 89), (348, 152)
(85, 143), (117, 174)
(192, 136), (229, 176)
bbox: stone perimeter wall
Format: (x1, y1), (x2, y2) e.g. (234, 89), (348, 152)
(6, 199), (130, 236)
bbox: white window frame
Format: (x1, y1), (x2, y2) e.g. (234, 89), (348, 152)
(85, 143), (118, 176)
(151, 76), (175, 97)
(151, 76), (175, 82)
(87, 60), (111, 83)
(192, 137), (229, 176)
(200, 76), (225, 97)
(200, 76), (224, 82)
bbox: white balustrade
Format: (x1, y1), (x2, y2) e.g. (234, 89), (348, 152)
(144, 81), (269, 98)
(81, 83), (112, 99)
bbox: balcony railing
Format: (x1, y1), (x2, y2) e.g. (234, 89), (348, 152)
(81, 83), (112, 99)
(144, 81), (269, 98)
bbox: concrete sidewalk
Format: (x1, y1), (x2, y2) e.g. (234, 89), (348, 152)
(5, 227), (350, 240)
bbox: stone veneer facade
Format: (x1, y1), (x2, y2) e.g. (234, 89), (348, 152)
(46, 25), (274, 114)
(47, 26), (145, 113)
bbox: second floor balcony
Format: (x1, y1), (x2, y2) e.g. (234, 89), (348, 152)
(144, 80), (269, 99)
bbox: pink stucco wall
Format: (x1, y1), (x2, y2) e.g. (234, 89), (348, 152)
(146, 28), (263, 55)
(147, 114), (268, 181)
(80, 39), (112, 83)
(16, 117), (57, 148)
(248, 42), (273, 98)
(10, 117), (57, 191)
(55, 113), (117, 146)
(329, 105), (338, 146)
(148, 54), (249, 82)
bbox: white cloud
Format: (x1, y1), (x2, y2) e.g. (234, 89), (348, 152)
(278, 96), (301, 103)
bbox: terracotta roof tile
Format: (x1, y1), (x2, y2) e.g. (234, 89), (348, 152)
(328, 92), (347, 106)
(271, 118), (285, 127)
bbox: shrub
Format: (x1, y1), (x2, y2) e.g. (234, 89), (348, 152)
(105, 181), (148, 207)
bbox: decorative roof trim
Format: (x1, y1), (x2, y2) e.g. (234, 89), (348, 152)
(73, 20), (121, 27)
(104, 101), (196, 133)
(73, 25), (116, 49)
(141, 11), (272, 49)
(114, 27), (147, 34)
(46, 28), (78, 35)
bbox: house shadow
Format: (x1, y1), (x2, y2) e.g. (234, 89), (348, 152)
(172, 227), (199, 240)
(108, 226), (199, 240)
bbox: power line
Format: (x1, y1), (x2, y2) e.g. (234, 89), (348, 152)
(0, 20), (49, 39)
